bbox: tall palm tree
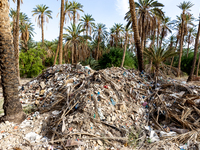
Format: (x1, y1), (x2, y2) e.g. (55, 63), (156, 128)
(121, 25), (132, 67)
(70, 1), (84, 25)
(32, 4), (52, 44)
(159, 16), (172, 48)
(53, 0), (72, 65)
(177, 1), (194, 77)
(128, 0), (144, 72)
(187, 19), (200, 81)
(0, 0), (26, 123)
(63, 23), (90, 63)
(125, 0), (164, 52)
(12, 0), (23, 82)
(80, 14), (95, 57)
(93, 23), (108, 60)
(113, 23), (124, 48)
(58, 0), (65, 64)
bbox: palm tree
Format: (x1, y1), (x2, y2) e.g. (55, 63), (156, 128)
(20, 22), (35, 51)
(70, 1), (84, 25)
(93, 23), (108, 60)
(121, 25), (132, 67)
(177, 1), (194, 77)
(159, 16), (172, 48)
(144, 47), (178, 77)
(12, 0), (23, 81)
(0, 0), (26, 123)
(53, 0), (72, 65)
(58, 0), (65, 64)
(128, 0), (144, 72)
(113, 23), (124, 48)
(63, 23), (90, 63)
(125, 0), (164, 52)
(187, 19), (200, 81)
(80, 14), (95, 57)
(32, 4), (53, 44)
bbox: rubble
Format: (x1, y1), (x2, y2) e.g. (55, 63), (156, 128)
(0, 63), (200, 149)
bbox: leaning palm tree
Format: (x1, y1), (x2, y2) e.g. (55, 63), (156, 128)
(187, 19), (200, 81)
(144, 47), (178, 77)
(177, 1), (194, 77)
(128, 0), (144, 72)
(0, 0), (26, 123)
(93, 23), (108, 60)
(70, 1), (84, 25)
(32, 4), (53, 44)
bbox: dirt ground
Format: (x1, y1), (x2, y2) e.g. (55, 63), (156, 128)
(0, 78), (32, 116)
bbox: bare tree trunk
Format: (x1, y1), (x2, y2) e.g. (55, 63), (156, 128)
(187, 19), (200, 81)
(0, 0), (26, 124)
(121, 31), (128, 67)
(41, 14), (44, 44)
(129, 0), (144, 71)
(59, 0), (65, 64)
(14, 0), (20, 84)
(53, 42), (59, 65)
(141, 16), (145, 52)
(177, 13), (185, 77)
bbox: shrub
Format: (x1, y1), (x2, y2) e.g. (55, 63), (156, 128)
(98, 47), (136, 69)
(19, 46), (45, 78)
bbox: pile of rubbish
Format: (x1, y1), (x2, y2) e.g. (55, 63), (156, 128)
(0, 63), (200, 149)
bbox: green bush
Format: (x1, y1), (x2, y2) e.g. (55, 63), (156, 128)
(98, 47), (136, 69)
(19, 46), (46, 78)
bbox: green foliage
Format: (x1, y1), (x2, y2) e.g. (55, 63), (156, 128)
(19, 45), (46, 78)
(98, 47), (136, 69)
(81, 57), (100, 70)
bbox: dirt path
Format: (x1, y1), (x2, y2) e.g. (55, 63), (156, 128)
(0, 78), (32, 116)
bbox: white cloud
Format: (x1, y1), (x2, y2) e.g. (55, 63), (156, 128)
(115, 0), (129, 16)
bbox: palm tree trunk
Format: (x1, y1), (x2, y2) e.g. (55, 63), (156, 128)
(187, 19), (200, 81)
(186, 33), (191, 58)
(121, 31), (128, 67)
(71, 43), (74, 64)
(0, 0), (26, 124)
(129, 0), (144, 72)
(58, 0), (65, 65)
(141, 16), (145, 52)
(96, 34), (100, 60)
(177, 13), (185, 77)
(73, 10), (76, 25)
(53, 42), (59, 65)
(196, 52), (200, 76)
(41, 14), (44, 44)
(171, 39), (179, 67)
(13, 0), (20, 83)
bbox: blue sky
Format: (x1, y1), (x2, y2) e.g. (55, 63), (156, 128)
(9, 0), (200, 42)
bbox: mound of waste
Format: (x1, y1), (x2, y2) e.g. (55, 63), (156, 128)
(0, 64), (200, 150)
